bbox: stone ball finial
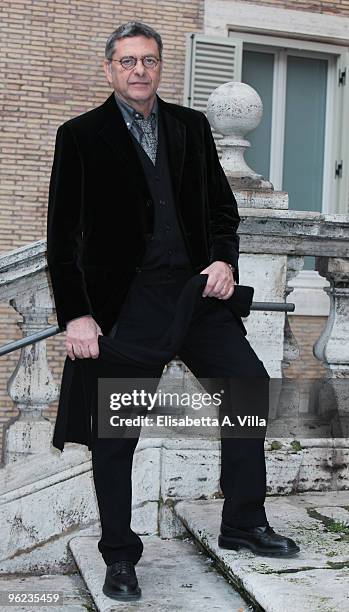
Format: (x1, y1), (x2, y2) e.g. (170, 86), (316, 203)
(207, 81), (263, 137)
(206, 81), (273, 190)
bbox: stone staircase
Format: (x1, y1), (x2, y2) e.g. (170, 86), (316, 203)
(1, 439), (349, 611)
(61, 490), (349, 611)
(5, 489), (342, 611)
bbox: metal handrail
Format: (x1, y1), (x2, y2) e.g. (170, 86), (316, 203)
(0, 325), (61, 357)
(0, 301), (294, 357)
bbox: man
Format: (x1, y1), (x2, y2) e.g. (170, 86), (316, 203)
(46, 21), (300, 602)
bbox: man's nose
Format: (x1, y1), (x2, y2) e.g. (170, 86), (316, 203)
(133, 59), (146, 76)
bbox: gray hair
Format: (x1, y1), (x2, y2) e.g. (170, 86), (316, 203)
(105, 22), (163, 61)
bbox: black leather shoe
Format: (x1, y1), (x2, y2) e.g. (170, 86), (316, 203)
(102, 560), (141, 601)
(218, 522), (300, 557)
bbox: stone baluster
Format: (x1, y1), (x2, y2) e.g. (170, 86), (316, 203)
(283, 256), (304, 373)
(3, 283), (59, 464)
(267, 255), (304, 438)
(314, 256), (349, 440)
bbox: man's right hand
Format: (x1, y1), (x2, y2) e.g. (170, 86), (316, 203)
(66, 315), (103, 360)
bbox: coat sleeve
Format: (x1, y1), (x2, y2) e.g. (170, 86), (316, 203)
(202, 114), (240, 284)
(46, 122), (94, 331)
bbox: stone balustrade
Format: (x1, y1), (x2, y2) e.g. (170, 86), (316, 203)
(0, 211), (348, 463)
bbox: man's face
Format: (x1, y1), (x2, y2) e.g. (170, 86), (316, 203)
(103, 35), (162, 106)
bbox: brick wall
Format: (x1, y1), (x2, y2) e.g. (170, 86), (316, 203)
(0, 0), (340, 459)
(286, 316), (327, 379)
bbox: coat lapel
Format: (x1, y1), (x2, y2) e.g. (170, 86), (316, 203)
(157, 96), (187, 207)
(97, 92), (187, 207)
(97, 93), (152, 201)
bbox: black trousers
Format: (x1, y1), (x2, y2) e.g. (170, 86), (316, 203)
(91, 266), (270, 566)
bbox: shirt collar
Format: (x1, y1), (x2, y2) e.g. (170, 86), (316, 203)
(114, 92), (158, 129)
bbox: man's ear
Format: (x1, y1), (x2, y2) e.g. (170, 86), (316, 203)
(103, 60), (112, 86)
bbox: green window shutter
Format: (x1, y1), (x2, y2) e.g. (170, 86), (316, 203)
(183, 34), (242, 155)
(183, 33), (242, 110)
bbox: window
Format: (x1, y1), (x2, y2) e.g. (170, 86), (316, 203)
(242, 45), (330, 269)
(242, 46), (328, 222)
(184, 33), (349, 219)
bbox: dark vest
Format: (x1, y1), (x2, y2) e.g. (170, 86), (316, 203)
(129, 109), (193, 272)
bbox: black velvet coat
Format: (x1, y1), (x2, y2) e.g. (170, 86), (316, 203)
(46, 91), (241, 451)
(46, 91), (240, 336)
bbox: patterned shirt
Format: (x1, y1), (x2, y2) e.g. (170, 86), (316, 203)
(114, 92), (158, 144)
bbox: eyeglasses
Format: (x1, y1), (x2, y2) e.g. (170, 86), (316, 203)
(111, 56), (161, 70)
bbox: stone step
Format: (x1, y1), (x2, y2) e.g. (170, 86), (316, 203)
(174, 490), (349, 612)
(69, 534), (254, 611)
(0, 572), (96, 611)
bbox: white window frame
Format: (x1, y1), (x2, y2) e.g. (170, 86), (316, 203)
(205, 0), (349, 47)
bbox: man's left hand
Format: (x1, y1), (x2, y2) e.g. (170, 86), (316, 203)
(200, 261), (237, 299)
